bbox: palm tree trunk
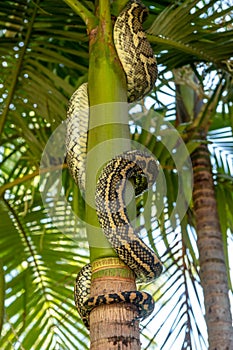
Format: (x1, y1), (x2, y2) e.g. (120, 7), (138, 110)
(191, 140), (233, 350)
(83, 1), (142, 348)
(175, 67), (233, 349)
(89, 258), (141, 350)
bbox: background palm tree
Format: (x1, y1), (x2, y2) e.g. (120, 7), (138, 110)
(0, 0), (232, 349)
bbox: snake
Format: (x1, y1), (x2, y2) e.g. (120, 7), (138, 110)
(66, 0), (163, 329)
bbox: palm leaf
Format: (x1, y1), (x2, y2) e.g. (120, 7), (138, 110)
(146, 0), (233, 73)
(0, 196), (89, 349)
(0, 0), (88, 136)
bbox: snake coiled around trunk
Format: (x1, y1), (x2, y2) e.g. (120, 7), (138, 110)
(66, 0), (162, 329)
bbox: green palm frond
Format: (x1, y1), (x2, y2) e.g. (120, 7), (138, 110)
(0, 196), (89, 349)
(146, 0), (233, 73)
(0, 0), (89, 136)
(207, 126), (233, 290)
(208, 127), (233, 174)
(136, 203), (207, 350)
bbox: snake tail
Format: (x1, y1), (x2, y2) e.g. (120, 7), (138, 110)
(75, 263), (155, 329)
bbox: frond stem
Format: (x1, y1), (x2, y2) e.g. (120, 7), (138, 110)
(0, 164), (66, 198)
(147, 34), (213, 64)
(0, 259), (4, 337)
(63, 0), (98, 32)
(0, 0), (40, 137)
(3, 199), (49, 307)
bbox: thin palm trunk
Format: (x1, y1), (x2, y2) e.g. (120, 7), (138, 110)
(191, 142), (233, 350)
(80, 1), (142, 348)
(175, 68), (233, 349)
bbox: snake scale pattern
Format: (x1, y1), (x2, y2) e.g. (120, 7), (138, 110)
(66, 0), (163, 329)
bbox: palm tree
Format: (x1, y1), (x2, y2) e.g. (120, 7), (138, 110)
(0, 0), (232, 349)
(175, 66), (233, 349)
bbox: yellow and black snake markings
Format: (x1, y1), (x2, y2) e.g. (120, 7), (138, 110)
(95, 150), (162, 282)
(67, 0), (163, 329)
(84, 291), (154, 323)
(66, 82), (88, 190)
(114, 0), (157, 102)
(74, 264), (91, 328)
(75, 263), (156, 329)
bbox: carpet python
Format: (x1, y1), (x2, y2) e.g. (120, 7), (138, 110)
(66, 0), (163, 329)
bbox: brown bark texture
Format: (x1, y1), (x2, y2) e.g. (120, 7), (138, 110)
(191, 143), (233, 350)
(89, 257), (142, 350)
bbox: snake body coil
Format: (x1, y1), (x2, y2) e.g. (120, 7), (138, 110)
(95, 150), (162, 282)
(66, 0), (162, 329)
(113, 0), (157, 102)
